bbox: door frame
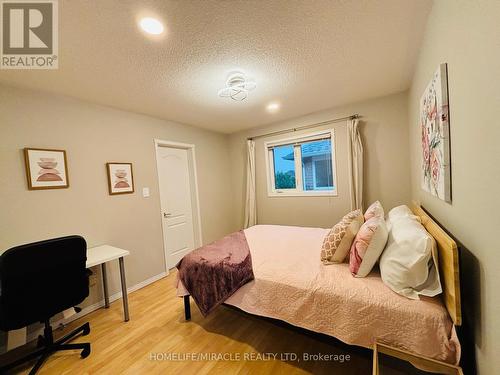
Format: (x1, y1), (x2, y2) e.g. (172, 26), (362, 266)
(154, 139), (203, 272)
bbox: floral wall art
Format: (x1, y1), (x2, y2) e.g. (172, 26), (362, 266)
(420, 63), (452, 203)
(106, 162), (134, 195)
(24, 148), (69, 190)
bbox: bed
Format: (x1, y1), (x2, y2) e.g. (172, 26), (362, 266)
(177, 204), (462, 365)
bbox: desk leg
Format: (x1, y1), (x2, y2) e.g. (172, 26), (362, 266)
(101, 263), (110, 308)
(119, 257), (130, 322)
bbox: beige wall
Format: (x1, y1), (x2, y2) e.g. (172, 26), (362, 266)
(408, 1), (500, 373)
(229, 91), (411, 230)
(0, 84), (234, 311)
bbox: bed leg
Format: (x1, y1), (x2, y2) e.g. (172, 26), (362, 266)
(184, 295), (191, 321)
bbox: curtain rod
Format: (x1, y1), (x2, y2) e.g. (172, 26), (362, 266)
(247, 114), (360, 141)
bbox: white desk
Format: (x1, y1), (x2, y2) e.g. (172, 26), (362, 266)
(6, 245), (130, 351)
(87, 245), (130, 322)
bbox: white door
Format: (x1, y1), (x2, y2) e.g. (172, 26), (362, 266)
(157, 146), (196, 269)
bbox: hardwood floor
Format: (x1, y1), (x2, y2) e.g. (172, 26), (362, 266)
(5, 271), (420, 374)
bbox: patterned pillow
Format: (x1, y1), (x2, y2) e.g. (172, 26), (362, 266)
(364, 200), (384, 221)
(349, 217), (388, 277)
(321, 209), (364, 264)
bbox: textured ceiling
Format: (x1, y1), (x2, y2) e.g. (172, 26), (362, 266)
(0, 0), (432, 133)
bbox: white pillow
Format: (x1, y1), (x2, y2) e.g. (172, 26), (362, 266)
(387, 205), (420, 222)
(379, 214), (441, 299)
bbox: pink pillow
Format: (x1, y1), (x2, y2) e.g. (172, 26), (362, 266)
(349, 217), (388, 277)
(364, 200), (384, 221)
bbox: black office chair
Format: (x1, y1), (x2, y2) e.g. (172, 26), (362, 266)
(0, 236), (91, 374)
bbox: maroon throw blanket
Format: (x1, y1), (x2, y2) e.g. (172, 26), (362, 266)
(177, 231), (254, 316)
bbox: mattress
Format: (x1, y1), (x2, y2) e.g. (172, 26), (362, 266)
(224, 224), (460, 364)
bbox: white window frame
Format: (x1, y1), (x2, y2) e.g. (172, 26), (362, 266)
(264, 129), (338, 197)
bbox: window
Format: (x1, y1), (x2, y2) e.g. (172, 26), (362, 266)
(265, 130), (337, 196)
(272, 144), (296, 189)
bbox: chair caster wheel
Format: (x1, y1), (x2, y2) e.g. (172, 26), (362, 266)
(81, 346), (91, 358)
(82, 323), (90, 336)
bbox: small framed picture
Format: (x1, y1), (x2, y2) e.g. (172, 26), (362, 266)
(106, 163), (134, 195)
(24, 148), (69, 190)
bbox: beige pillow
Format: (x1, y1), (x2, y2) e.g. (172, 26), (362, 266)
(321, 209), (364, 264)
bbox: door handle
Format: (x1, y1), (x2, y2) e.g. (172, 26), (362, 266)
(163, 212), (172, 218)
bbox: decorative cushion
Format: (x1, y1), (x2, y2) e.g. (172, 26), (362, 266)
(379, 213), (442, 299)
(349, 217), (388, 277)
(321, 209), (364, 264)
(364, 201), (384, 221)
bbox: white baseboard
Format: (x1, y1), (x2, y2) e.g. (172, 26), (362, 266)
(24, 271), (168, 344)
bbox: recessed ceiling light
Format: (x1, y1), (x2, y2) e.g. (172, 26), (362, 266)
(139, 17), (164, 35)
(266, 102), (280, 113)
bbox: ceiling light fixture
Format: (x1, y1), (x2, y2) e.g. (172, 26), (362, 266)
(218, 72), (256, 101)
(266, 102), (281, 113)
(139, 17), (164, 35)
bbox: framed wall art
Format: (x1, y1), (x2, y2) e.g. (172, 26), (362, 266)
(106, 162), (134, 195)
(24, 148), (69, 190)
(420, 63), (452, 203)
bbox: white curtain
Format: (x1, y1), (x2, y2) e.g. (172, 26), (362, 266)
(244, 139), (257, 228)
(347, 119), (364, 211)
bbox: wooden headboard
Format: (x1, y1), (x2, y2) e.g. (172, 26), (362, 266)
(411, 203), (462, 326)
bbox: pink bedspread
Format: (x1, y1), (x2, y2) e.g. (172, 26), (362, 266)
(223, 225), (460, 364)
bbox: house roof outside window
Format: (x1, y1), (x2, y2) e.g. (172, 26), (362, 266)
(282, 140), (331, 160)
